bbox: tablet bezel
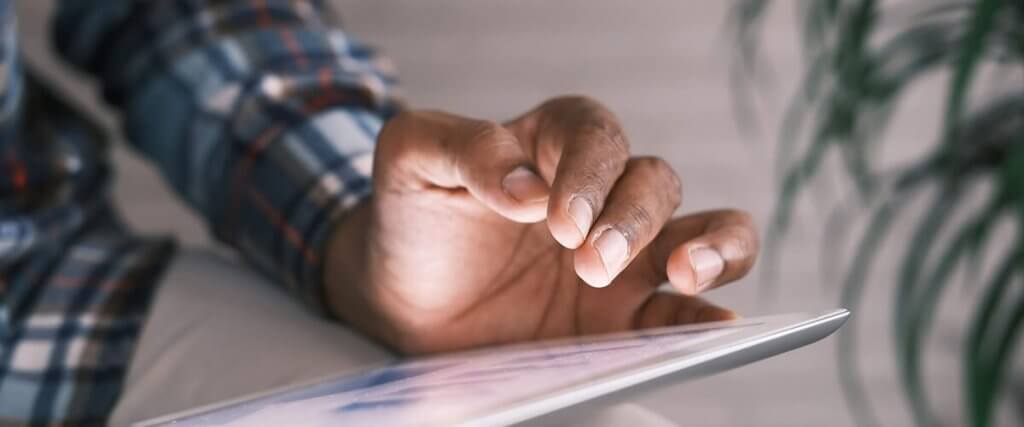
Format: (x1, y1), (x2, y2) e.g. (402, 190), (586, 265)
(138, 309), (849, 427)
(468, 309), (849, 426)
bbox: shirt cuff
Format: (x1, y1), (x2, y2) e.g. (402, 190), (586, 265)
(227, 107), (383, 314)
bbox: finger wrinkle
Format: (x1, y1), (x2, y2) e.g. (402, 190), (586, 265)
(622, 201), (655, 240)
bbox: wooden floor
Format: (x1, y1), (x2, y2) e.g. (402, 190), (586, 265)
(17, 1), (989, 425)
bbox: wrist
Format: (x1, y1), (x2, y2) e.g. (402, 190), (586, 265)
(323, 199), (375, 324)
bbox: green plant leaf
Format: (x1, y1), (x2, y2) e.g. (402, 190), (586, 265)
(839, 197), (907, 427)
(775, 56), (829, 183)
(896, 192), (999, 427)
(942, 0), (1005, 146)
(760, 135), (833, 294)
(977, 286), (1024, 427)
(894, 185), (963, 332)
(820, 159), (944, 289)
(891, 188), (960, 425)
(729, 1), (1024, 425)
(961, 193), (1005, 285)
(965, 245), (1020, 427)
(727, 0), (773, 137)
(963, 143), (1024, 427)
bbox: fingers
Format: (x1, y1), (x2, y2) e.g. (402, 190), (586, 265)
(576, 288), (737, 335)
(632, 292), (738, 330)
(375, 110), (548, 223)
(637, 210), (759, 295)
(573, 157), (682, 288)
(511, 96), (631, 249)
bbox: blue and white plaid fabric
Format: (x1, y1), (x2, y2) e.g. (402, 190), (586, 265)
(0, 1), (399, 424)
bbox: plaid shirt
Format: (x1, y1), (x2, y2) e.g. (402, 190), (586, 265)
(0, 1), (398, 425)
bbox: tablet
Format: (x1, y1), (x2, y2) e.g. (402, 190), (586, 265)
(138, 309), (848, 427)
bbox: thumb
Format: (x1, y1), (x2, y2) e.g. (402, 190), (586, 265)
(374, 110), (548, 223)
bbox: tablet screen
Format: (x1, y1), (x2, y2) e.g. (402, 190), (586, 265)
(160, 323), (753, 427)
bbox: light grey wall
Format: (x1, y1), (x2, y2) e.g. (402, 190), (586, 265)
(19, 1), (986, 425)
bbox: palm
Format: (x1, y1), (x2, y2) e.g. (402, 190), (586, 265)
(364, 189), (704, 353)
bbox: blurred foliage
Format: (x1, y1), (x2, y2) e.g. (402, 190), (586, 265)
(729, 0), (1024, 426)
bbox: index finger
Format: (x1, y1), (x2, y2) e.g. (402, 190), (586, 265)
(508, 96), (630, 249)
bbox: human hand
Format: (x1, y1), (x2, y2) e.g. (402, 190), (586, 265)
(325, 96), (759, 354)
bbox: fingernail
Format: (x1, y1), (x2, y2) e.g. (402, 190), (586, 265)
(567, 197), (593, 236)
(502, 166), (548, 203)
(690, 247), (725, 292)
(594, 228), (628, 279)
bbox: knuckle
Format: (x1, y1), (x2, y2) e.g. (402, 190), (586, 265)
(564, 161), (619, 198)
(547, 94), (603, 111)
(632, 157), (683, 207)
(632, 156), (668, 170)
(541, 95), (628, 156)
(464, 120), (518, 150)
(467, 120), (509, 140)
(637, 156), (681, 186)
(622, 202), (656, 240)
(590, 155), (625, 179)
(570, 169), (610, 199)
(575, 117), (629, 157)
(447, 121), (528, 187)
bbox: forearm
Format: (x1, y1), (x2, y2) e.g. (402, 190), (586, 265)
(52, 0), (399, 311)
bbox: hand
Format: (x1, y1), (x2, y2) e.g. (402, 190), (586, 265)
(325, 96), (759, 354)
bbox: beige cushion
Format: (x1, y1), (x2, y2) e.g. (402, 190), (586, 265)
(110, 248), (393, 425)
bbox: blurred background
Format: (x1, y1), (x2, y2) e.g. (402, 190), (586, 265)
(17, 1), (1021, 426)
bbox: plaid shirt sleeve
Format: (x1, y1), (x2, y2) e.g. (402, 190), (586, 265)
(54, 0), (401, 311)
